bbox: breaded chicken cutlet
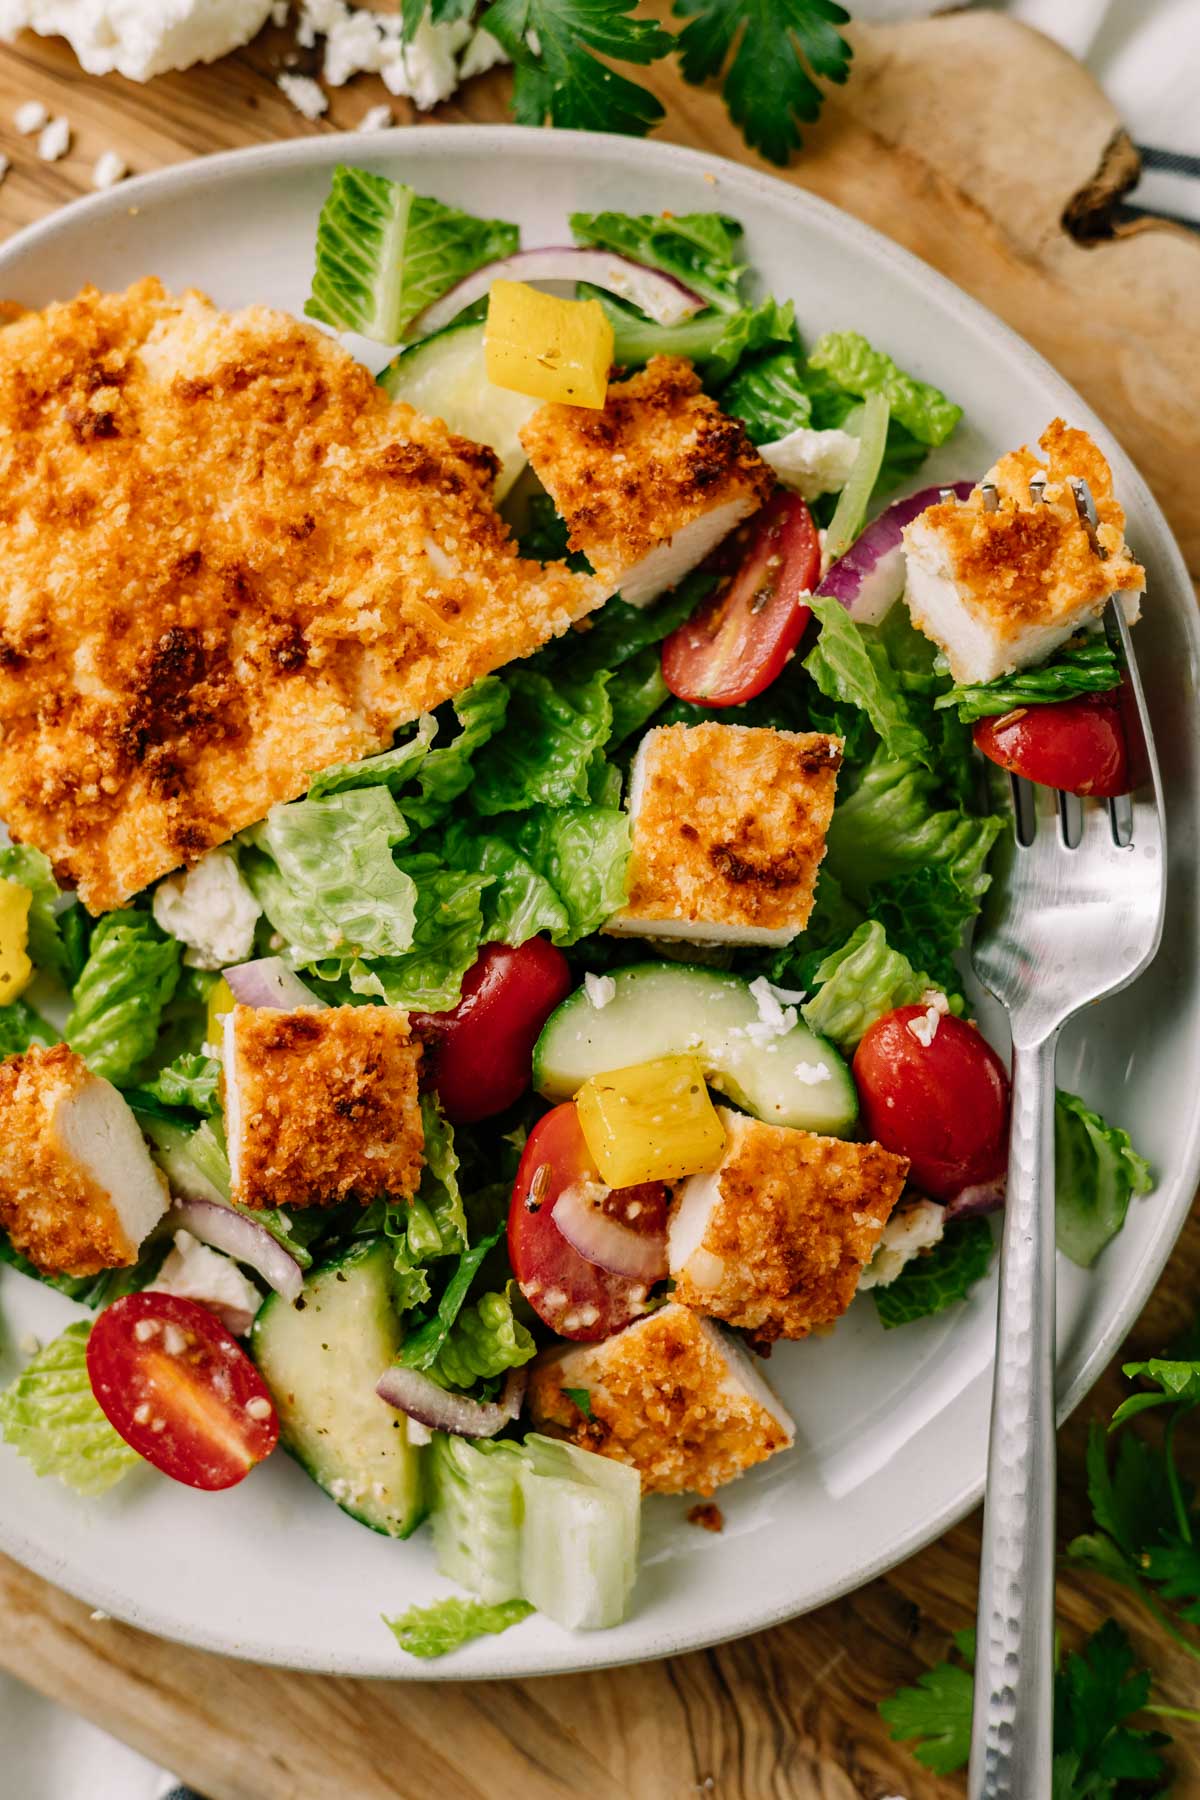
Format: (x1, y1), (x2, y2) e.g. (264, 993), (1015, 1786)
(0, 280), (601, 914)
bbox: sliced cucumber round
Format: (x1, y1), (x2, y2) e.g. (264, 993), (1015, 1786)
(533, 962), (858, 1137)
(252, 1237), (425, 1539)
(379, 320), (537, 499)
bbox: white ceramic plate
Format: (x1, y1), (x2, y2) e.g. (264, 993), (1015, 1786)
(1, 128), (1197, 1681)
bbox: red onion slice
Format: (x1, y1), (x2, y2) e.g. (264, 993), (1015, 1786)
(817, 480), (975, 624)
(376, 1364), (527, 1439)
(171, 1197), (304, 1302)
(943, 1174), (1007, 1220)
(552, 1184), (668, 1283)
(412, 246), (705, 337)
(223, 956), (326, 1012)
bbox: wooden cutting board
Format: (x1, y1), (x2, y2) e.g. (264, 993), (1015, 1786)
(0, 13), (1198, 1797)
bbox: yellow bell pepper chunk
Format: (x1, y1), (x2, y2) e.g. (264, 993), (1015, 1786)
(0, 878), (33, 1005)
(575, 1055), (725, 1188)
(206, 976), (237, 1045)
(484, 279), (614, 411)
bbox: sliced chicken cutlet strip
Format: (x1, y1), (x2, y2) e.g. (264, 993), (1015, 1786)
(0, 280), (601, 914)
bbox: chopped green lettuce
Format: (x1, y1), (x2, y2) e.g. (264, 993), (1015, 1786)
(873, 1218), (994, 1329)
(307, 713), (438, 802)
(803, 596), (929, 765)
(138, 1051), (221, 1116)
(397, 1226), (503, 1370)
(0, 1321), (142, 1494)
(384, 1594), (534, 1659)
(1055, 1090), (1154, 1268)
(820, 392), (890, 566)
(0, 844), (88, 988)
(441, 822), (570, 946)
(432, 1284), (535, 1388)
(430, 1434), (528, 1603)
(807, 330), (962, 445)
(824, 748), (1004, 905)
(65, 912), (181, 1086)
(471, 669), (613, 815)
(720, 347), (812, 442)
(408, 679), (511, 829)
(370, 1095), (468, 1288)
(348, 856), (488, 1012)
(240, 789), (417, 972)
(0, 998), (57, 1059)
(306, 165), (518, 344)
(569, 208), (747, 310)
(561, 579), (710, 681)
(606, 646), (671, 747)
(936, 637), (1121, 725)
(588, 285), (795, 382)
(486, 804), (631, 945)
(801, 920), (956, 1053)
(0, 1232), (168, 1308)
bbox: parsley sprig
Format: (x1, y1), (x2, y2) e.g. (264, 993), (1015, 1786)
(881, 1337), (1200, 1789)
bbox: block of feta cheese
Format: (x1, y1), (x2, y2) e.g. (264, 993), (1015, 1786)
(668, 1109), (909, 1341)
(527, 1301), (795, 1496)
(901, 419), (1145, 684)
(149, 1227), (262, 1335)
(0, 1044), (169, 1277)
(604, 722), (843, 947)
(856, 1198), (946, 1292)
(222, 1004), (423, 1210)
(520, 356), (773, 607)
(151, 847), (261, 971)
(0, 1), (275, 82)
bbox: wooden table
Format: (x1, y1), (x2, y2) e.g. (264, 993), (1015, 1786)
(1, 12), (1198, 1796)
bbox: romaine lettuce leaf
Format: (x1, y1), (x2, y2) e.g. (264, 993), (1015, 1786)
(0, 1232), (168, 1308)
(384, 1594), (534, 1658)
(441, 821), (571, 946)
(803, 596), (931, 766)
(824, 749), (1004, 904)
(801, 920), (955, 1053)
(138, 1051), (221, 1116)
(591, 287), (795, 382)
(936, 637), (1120, 725)
(866, 866), (975, 1002)
(349, 856), (488, 1012)
(65, 913), (181, 1086)
(487, 804), (631, 944)
(607, 645), (670, 747)
(240, 789), (417, 971)
(0, 997), (57, 1059)
(431, 1282), (535, 1389)
(430, 1433), (527, 1604)
(1055, 1089), (1154, 1268)
(569, 208), (747, 310)
(562, 578), (711, 681)
(807, 330), (962, 446)
(0, 1321), (142, 1495)
(720, 348), (812, 442)
(408, 679), (510, 829)
(397, 1227), (504, 1370)
(0, 844), (88, 988)
(306, 713), (437, 801)
(408, 1094), (468, 1260)
(306, 165), (518, 344)
(873, 1218), (994, 1329)
(471, 669), (613, 815)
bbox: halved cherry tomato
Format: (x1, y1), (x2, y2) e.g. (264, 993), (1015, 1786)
(973, 689), (1131, 798)
(853, 1007), (1011, 1200)
(412, 937), (571, 1124)
(86, 1292), (279, 1491)
(508, 1102), (668, 1341)
(661, 490), (820, 706)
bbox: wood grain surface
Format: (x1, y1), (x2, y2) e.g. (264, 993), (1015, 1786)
(0, 11), (1198, 1797)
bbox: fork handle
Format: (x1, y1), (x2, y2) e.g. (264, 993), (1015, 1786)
(968, 1029), (1059, 1800)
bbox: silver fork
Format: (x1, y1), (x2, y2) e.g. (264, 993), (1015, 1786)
(965, 485), (1167, 1799)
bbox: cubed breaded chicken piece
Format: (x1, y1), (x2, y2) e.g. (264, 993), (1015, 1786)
(902, 419), (1145, 684)
(0, 1044), (169, 1277)
(222, 1003), (423, 1210)
(604, 722), (843, 947)
(520, 356), (773, 607)
(527, 1302), (794, 1497)
(0, 280), (601, 914)
(668, 1109), (909, 1342)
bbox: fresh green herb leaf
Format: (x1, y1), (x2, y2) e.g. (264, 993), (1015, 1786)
(1054, 1089), (1154, 1269)
(65, 913), (181, 1086)
(673, 0), (852, 167)
(872, 1217), (993, 1330)
(384, 1593), (534, 1658)
(569, 209), (747, 310)
(0, 1322), (142, 1495)
(1053, 1620), (1170, 1794)
(937, 637), (1121, 725)
(562, 1386), (593, 1418)
(306, 165), (518, 343)
(484, 0), (674, 136)
(879, 1628), (976, 1773)
(807, 330), (962, 445)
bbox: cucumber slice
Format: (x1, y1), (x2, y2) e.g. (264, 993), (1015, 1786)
(252, 1238), (425, 1538)
(533, 962), (858, 1137)
(380, 320), (537, 499)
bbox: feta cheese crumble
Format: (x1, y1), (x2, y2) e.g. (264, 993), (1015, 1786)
(358, 102), (393, 131)
(740, 976), (803, 1044)
(0, 2), (276, 82)
(36, 115), (70, 161)
(0, 153), (9, 185)
(584, 971), (617, 1010)
(794, 1060), (833, 1085)
(151, 847), (262, 971)
(92, 149), (127, 189)
(759, 426), (861, 502)
(277, 70), (328, 119)
(13, 100), (47, 134)
(149, 1229), (262, 1336)
(906, 1005), (942, 1049)
(858, 1200), (946, 1291)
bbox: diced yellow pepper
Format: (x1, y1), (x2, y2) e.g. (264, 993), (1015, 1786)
(484, 279), (614, 411)
(207, 976), (237, 1045)
(0, 878), (33, 1005)
(575, 1055), (725, 1188)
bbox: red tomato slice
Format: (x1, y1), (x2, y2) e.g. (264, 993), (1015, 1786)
(853, 1007), (1011, 1200)
(508, 1103), (668, 1341)
(411, 937), (571, 1125)
(973, 689), (1131, 798)
(661, 490), (820, 706)
(87, 1292), (279, 1491)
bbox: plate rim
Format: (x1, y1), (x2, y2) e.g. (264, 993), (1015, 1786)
(0, 122), (1197, 1681)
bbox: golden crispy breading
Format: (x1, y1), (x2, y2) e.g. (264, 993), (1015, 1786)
(605, 723), (843, 941)
(520, 356), (772, 595)
(668, 1110), (909, 1343)
(0, 280), (601, 913)
(905, 419), (1144, 653)
(0, 1044), (169, 1276)
(527, 1302), (794, 1497)
(223, 1004), (423, 1210)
